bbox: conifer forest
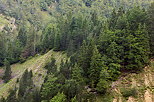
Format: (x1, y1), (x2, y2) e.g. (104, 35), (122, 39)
(0, 0), (154, 102)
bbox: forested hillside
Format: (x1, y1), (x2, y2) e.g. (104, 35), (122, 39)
(0, 0), (154, 102)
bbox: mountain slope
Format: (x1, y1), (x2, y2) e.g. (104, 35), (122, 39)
(0, 50), (67, 98)
(110, 60), (154, 102)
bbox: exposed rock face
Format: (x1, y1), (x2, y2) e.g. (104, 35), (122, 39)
(112, 61), (154, 102)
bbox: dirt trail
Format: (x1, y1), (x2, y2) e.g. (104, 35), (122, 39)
(144, 67), (153, 102)
(113, 98), (117, 102)
(144, 74), (150, 86)
(144, 89), (153, 102)
(127, 97), (135, 102)
(131, 78), (136, 88)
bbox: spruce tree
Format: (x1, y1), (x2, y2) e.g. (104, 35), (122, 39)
(96, 67), (110, 94)
(72, 63), (84, 84)
(54, 33), (61, 51)
(3, 59), (12, 83)
(18, 69), (29, 96)
(147, 2), (154, 56)
(89, 45), (102, 87)
(78, 40), (94, 78)
(18, 69), (33, 97)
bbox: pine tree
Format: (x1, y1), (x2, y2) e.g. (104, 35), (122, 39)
(147, 2), (154, 56)
(109, 9), (118, 30)
(96, 68), (110, 94)
(18, 69), (33, 97)
(18, 69), (28, 96)
(54, 33), (61, 51)
(41, 75), (61, 100)
(17, 26), (27, 47)
(60, 60), (71, 79)
(78, 40), (94, 78)
(5, 89), (17, 102)
(72, 63), (84, 85)
(89, 45), (102, 87)
(45, 58), (57, 74)
(3, 59), (12, 83)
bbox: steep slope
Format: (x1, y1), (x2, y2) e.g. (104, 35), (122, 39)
(0, 50), (67, 98)
(111, 60), (154, 102)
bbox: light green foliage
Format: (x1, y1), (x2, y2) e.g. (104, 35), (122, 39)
(71, 96), (78, 102)
(72, 63), (84, 84)
(108, 63), (121, 80)
(78, 40), (95, 78)
(50, 92), (66, 102)
(96, 68), (110, 94)
(41, 75), (62, 100)
(96, 79), (109, 94)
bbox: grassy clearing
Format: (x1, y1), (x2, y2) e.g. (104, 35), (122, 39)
(0, 50), (68, 98)
(0, 15), (9, 26)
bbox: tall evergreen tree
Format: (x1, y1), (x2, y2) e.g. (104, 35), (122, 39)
(147, 2), (154, 56)
(3, 59), (12, 83)
(54, 33), (61, 51)
(78, 40), (94, 78)
(89, 45), (102, 87)
(18, 69), (33, 97)
(72, 63), (84, 84)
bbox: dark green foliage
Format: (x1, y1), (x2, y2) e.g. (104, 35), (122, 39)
(108, 63), (121, 80)
(4, 70), (36, 102)
(0, 1), (153, 102)
(77, 40), (94, 78)
(62, 79), (81, 101)
(54, 33), (61, 51)
(96, 79), (109, 94)
(41, 24), (57, 52)
(18, 69), (33, 97)
(60, 60), (71, 79)
(0, 97), (6, 102)
(3, 59), (12, 83)
(126, 6), (147, 31)
(40, 1), (48, 11)
(121, 88), (138, 98)
(0, 34), (5, 66)
(96, 68), (110, 94)
(45, 58), (57, 74)
(89, 45), (102, 87)
(147, 2), (154, 56)
(5, 89), (17, 102)
(41, 75), (62, 101)
(71, 64), (84, 85)
(17, 26), (27, 47)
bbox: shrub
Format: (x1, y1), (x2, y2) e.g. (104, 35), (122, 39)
(121, 88), (138, 98)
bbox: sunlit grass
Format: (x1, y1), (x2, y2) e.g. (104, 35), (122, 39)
(0, 50), (68, 98)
